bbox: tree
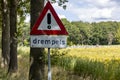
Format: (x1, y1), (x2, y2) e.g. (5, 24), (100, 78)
(29, 0), (45, 80)
(115, 27), (120, 44)
(1, 0), (10, 67)
(61, 19), (77, 45)
(0, 2), (2, 28)
(1, 0), (18, 75)
(0, 0), (2, 48)
(8, 0), (18, 73)
(71, 21), (92, 45)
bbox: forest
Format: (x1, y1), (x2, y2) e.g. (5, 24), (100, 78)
(62, 19), (120, 45)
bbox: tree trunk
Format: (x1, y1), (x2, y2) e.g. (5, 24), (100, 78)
(29, 0), (45, 80)
(108, 32), (113, 45)
(8, 0), (18, 73)
(1, 0), (10, 68)
(0, 2), (2, 29)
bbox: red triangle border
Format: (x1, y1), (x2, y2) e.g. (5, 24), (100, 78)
(30, 1), (68, 35)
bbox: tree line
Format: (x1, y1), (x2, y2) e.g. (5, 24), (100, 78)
(62, 19), (120, 45)
(15, 19), (120, 47)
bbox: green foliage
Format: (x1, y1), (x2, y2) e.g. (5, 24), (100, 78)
(17, 0), (30, 17)
(17, 22), (30, 46)
(115, 27), (120, 44)
(17, 0), (30, 46)
(61, 19), (120, 45)
(71, 21), (93, 45)
(51, 0), (68, 9)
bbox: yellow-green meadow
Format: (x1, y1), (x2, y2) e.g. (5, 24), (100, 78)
(0, 45), (120, 80)
(51, 45), (120, 80)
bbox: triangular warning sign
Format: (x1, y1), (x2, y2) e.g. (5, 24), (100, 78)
(30, 1), (68, 35)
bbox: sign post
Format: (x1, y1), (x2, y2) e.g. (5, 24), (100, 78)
(48, 48), (51, 80)
(30, 1), (68, 80)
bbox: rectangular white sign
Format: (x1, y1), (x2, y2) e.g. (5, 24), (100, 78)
(30, 35), (67, 48)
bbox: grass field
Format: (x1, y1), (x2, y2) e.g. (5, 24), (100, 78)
(50, 45), (120, 80)
(0, 45), (120, 80)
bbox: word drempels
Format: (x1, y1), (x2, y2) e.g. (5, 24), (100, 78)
(33, 38), (65, 45)
(31, 36), (67, 48)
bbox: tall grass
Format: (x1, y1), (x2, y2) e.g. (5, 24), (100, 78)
(0, 46), (30, 80)
(50, 45), (120, 80)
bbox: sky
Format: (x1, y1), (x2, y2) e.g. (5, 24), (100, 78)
(51, 0), (120, 22)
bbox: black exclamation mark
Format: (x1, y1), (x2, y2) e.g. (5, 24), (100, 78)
(47, 13), (51, 29)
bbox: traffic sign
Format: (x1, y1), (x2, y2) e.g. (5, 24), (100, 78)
(30, 1), (68, 35)
(30, 1), (68, 80)
(30, 1), (68, 48)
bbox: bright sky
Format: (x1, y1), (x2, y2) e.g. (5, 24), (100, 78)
(52, 0), (120, 22)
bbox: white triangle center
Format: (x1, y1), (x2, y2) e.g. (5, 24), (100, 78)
(38, 10), (61, 30)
